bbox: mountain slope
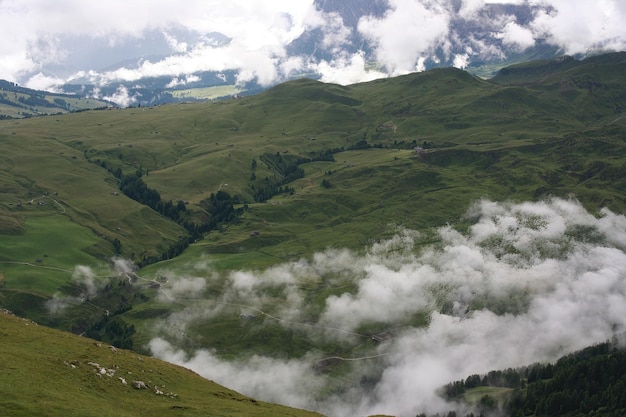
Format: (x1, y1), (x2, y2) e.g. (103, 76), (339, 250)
(1, 53), (624, 297)
(0, 310), (323, 417)
(0, 80), (112, 118)
(439, 340), (626, 417)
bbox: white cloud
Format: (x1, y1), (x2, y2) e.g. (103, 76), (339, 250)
(452, 53), (471, 69)
(499, 21), (536, 50)
(150, 198), (626, 417)
(307, 10), (352, 52)
(45, 259), (135, 315)
(149, 337), (327, 408)
(315, 52), (388, 85)
(531, 0), (626, 54)
(459, 0), (487, 20)
(0, 0), (320, 86)
(164, 74), (200, 88)
(0, 1), (624, 92)
(162, 32), (188, 53)
(24, 72), (65, 91)
(167, 277), (207, 299)
(97, 85), (135, 107)
(358, 0), (451, 75)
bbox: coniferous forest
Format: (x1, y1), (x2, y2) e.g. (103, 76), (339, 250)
(437, 340), (626, 417)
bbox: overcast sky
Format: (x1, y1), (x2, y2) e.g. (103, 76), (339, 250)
(1, 0), (625, 92)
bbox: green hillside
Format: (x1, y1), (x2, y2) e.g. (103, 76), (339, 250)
(0, 310), (322, 417)
(1, 51), (625, 321)
(0, 80), (112, 119)
(2, 53), (624, 267)
(438, 341), (626, 417)
(0, 52), (625, 415)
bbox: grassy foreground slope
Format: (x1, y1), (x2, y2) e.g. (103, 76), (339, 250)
(0, 310), (323, 417)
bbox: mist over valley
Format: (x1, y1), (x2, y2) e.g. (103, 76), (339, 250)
(1, 50), (626, 417)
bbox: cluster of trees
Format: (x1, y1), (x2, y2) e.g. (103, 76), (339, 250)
(260, 152), (305, 183)
(249, 147), (345, 202)
(79, 279), (142, 349)
(250, 177), (295, 202)
(94, 160), (245, 265)
(251, 153), (303, 202)
(439, 341), (626, 417)
(85, 313), (135, 349)
(17, 94), (56, 108)
(443, 369), (522, 399)
(347, 138), (426, 150)
(298, 147), (344, 163)
(117, 170), (188, 223)
(416, 412), (484, 417)
(515, 342), (626, 416)
(199, 190), (244, 230)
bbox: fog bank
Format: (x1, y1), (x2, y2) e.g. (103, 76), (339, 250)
(150, 198), (626, 417)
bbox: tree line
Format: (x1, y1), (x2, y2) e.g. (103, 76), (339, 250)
(438, 340), (626, 417)
(95, 160), (244, 266)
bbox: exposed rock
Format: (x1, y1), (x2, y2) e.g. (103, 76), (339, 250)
(133, 380), (148, 389)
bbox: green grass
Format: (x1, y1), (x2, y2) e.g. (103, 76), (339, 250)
(0, 86), (111, 118)
(463, 386), (514, 404)
(0, 311), (324, 417)
(0, 216), (102, 293)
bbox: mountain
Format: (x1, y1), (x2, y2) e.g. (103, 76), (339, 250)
(0, 80), (113, 118)
(47, 1), (573, 108)
(304, 0), (562, 72)
(0, 52), (625, 416)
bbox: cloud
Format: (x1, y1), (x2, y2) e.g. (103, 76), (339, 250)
(149, 198), (626, 417)
(162, 32), (189, 53)
(499, 21), (536, 50)
(452, 53), (471, 69)
(0, 0), (319, 86)
(314, 52), (388, 85)
(166, 277), (207, 299)
(531, 0), (626, 54)
(1, 1), (624, 96)
(45, 262), (116, 314)
(358, 0), (451, 75)
(97, 85), (136, 107)
(149, 337), (327, 408)
(164, 74), (200, 88)
(24, 72), (65, 91)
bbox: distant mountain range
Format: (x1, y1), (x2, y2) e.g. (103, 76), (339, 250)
(2, 0), (619, 113)
(0, 80), (112, 119)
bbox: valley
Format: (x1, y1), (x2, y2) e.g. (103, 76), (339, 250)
(1, 52), (626, 417)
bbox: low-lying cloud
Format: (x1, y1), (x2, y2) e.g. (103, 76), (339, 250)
(45, 257), (138, 314)
(149, 198), (626, 417)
